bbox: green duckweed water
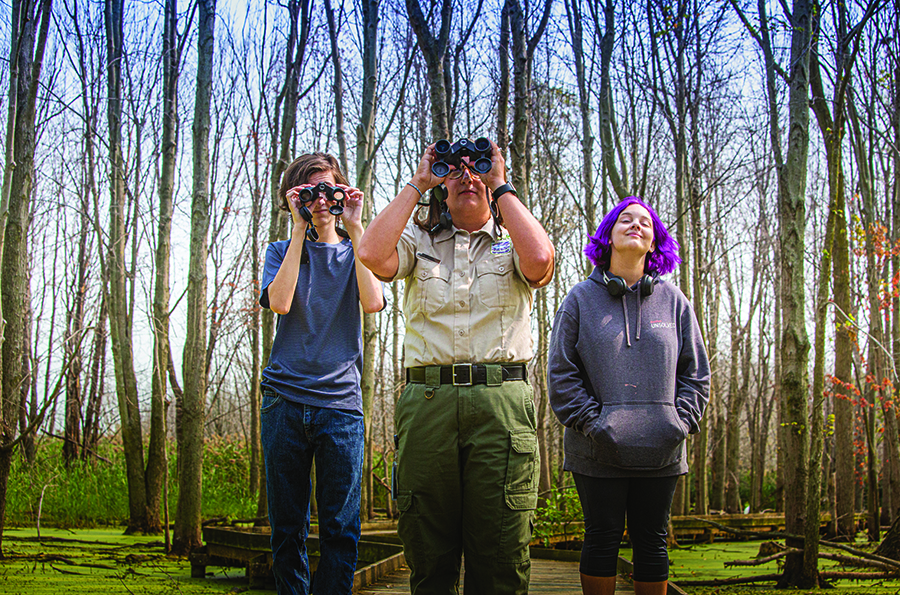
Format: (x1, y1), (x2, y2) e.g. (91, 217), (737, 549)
(666, 539), (900, 594)
(0, 527), (269, 594)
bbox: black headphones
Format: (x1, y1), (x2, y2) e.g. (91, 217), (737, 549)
(603, 269), (656, 297)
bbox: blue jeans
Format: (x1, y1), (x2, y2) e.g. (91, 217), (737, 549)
(261, 388), (365, 595)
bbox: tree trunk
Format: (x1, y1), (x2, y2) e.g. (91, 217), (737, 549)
(534, 288), (552, 509)
(63, 205), (88, 465)
(497, 2), (510, 159)
(565, 0), (596, 264)
(893, 8), (900, 535)
(248, 112), (264, 502)
(724, 323), (743, 513)
(405, 0), (451, 139)
(805, 183), (836, 583)
(325, 0), (348, 174)
(1, 0), (53, 553)
(105, 0), (150, 535)
(506, 0), (552, 205)
(591, 0), (626, 203)
(148, 0), (180, 536)
(849, 91), (899, 526)
(687, 74), (708, 514)
(709, 380), (726, 511)
(337, 0), (382, 521)
(173, 0), (215, 554)
(876, 514), (900, 560)
(776, 0), (813, 587)
(257, 0), (312, 525)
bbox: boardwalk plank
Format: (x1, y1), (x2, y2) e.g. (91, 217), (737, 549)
(356, 558), (633, 594)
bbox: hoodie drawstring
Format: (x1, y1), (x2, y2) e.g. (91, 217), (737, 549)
(621, 290), (644, 348)
(636, 291), (642, 341)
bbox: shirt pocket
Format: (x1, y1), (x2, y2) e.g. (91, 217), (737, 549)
(475, 254), (514, 308)
(416, 262), (450, 314)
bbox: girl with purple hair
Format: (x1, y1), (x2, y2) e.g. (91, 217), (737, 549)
(548, 197), (710, 595)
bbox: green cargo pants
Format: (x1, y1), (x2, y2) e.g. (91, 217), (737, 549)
(394, 365), (539, 595)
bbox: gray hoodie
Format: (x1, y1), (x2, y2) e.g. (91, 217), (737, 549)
(548, 267), (710, 478)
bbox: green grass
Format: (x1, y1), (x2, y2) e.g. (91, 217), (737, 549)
(0, 527), (269, 594)
(6, 437), (258, 529)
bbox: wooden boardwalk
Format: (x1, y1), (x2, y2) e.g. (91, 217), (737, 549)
(357, 558), (634, 594)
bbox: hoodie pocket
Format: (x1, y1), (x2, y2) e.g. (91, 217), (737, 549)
(589, 401), (687, 470)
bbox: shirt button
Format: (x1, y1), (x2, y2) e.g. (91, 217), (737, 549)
(458, 329), (465, 336)
(459, 301), (465, 308)
(458, 271), (465, 278)
(499, 266), (505, 272)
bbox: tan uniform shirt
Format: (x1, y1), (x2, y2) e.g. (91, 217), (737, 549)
(381, 219), (535, 368)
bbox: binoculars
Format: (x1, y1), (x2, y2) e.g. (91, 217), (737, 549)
(298, 182), (346, 216)
(431, 137), (493, 178)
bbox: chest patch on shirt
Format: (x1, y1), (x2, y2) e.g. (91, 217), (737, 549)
(650, 320), (676, 329)
(491, 239), (512, 255)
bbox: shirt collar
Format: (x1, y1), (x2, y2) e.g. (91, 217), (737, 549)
(435, 217), (499, 243)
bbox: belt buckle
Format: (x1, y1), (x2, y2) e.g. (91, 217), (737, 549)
(452, 364), (473, 386)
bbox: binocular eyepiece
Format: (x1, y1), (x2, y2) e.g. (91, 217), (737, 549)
(298, 182), (346, 216)
(432, 137), (492, 178)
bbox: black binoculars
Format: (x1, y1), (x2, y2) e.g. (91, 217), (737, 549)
(431, 137), (493, 178)
(298, 182), (346, 216)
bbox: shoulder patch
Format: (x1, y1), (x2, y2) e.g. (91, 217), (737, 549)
(491, 239), (512, 255)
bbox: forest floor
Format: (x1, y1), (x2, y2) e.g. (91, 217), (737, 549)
(0, 527), (268, 594)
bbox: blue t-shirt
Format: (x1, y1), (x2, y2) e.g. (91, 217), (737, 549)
(260, 238), (363, 413)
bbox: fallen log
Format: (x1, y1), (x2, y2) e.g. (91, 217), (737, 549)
(676, 573), (783, 587)
(725, 548), (800, 566)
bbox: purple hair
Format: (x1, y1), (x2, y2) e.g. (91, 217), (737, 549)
(584, 196), (681, 275)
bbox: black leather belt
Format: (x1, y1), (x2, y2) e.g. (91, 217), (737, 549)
(406, 364), (527, 386)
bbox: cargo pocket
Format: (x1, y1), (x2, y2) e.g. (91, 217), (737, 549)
(505, 430), (538, 510)
(395, 489), (423, 567)
(396, 490), (413, 513)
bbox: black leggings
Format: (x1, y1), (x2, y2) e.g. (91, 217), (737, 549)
(573, 473), (679, 582)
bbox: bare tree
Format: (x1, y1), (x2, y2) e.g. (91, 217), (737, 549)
(258, 0), (313, 523)
(0, 0), (53, 551)
(807, 0), (881, 542)
(776, 0), (814, 586)
(173, 0), (216, 554)
(59, 0), (100, 466)
(405, 0), (452, 138)
(504, 0), (551, 203)
(151, 0), (190, 546)
(103, 0), (154, 535)
(232, 3), (276, 505)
